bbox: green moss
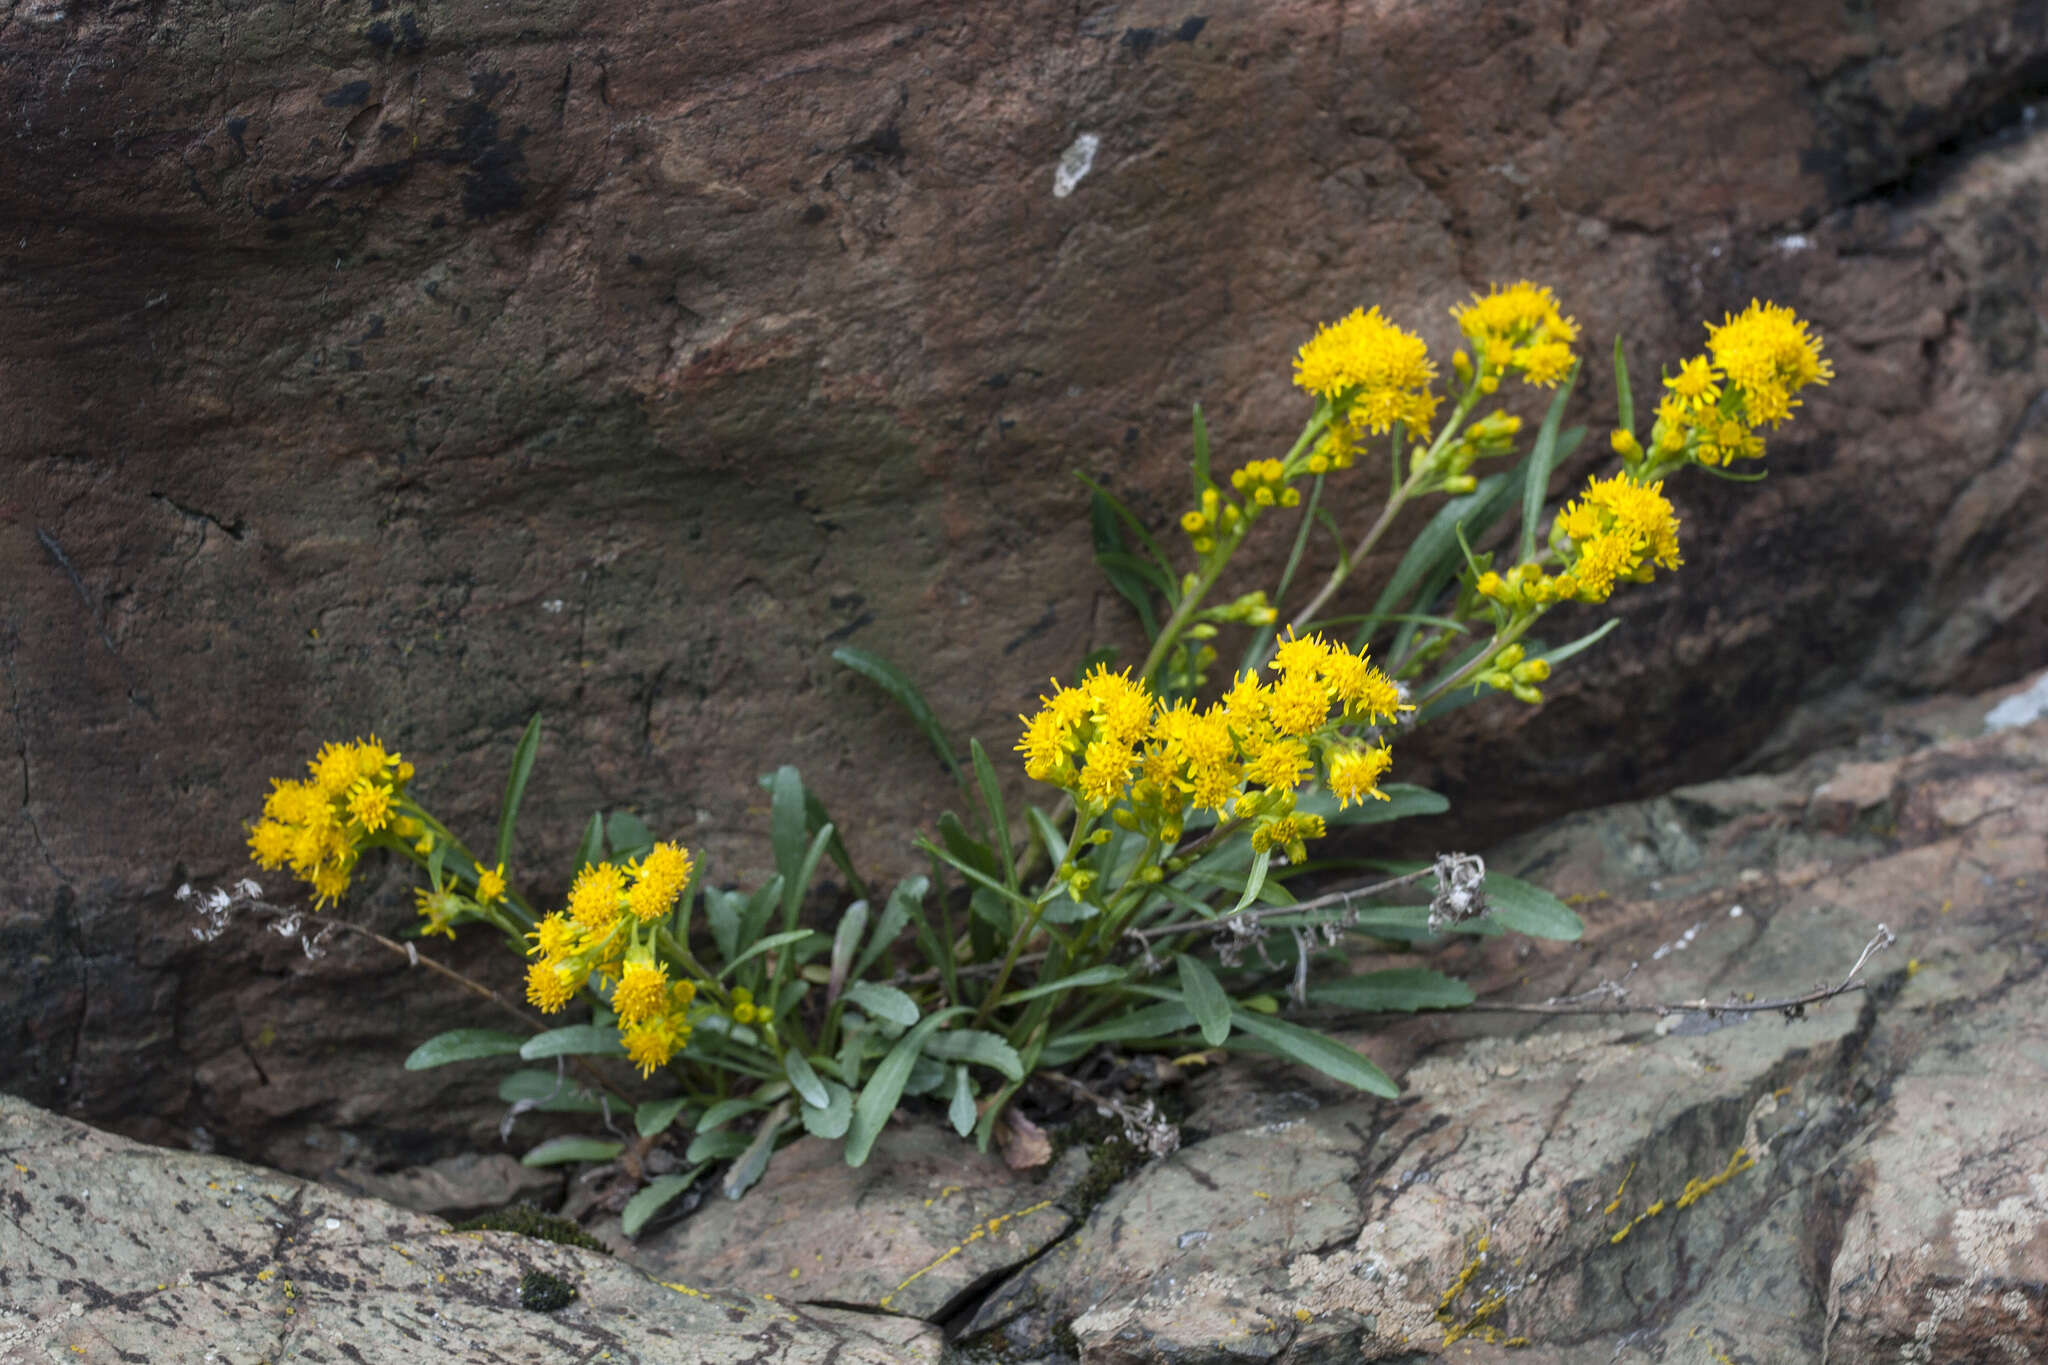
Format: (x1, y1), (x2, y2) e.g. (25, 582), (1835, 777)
(518, 1269), (578, 1312)
(452, 1203), (608, 1255)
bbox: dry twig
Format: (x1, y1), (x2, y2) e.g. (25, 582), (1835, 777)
(1463, 924), (1898, 1021)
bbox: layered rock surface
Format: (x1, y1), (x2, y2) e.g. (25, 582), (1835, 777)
(6, 0), (2048, 1220)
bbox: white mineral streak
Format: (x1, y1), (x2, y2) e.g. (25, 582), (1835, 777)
(1053, 133), (1100, 198)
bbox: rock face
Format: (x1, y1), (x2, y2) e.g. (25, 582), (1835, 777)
(5, 0), (2048, 1171)
(0, 1092), (943, 1363)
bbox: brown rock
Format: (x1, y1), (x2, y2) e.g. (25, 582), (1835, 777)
(5, 0), (2048, 1166)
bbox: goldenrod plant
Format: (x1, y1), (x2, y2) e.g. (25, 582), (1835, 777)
(234, 284), (1828, 1226)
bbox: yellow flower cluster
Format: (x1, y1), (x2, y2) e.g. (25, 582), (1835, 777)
(1292, 305), (1441, 436)
(1478, 473), (1682, 610)
(524, 840), (702, 1076)
(1017, 641), (1406, 863)
(246, 737), (414, 908)
(1179, 486), (1245, 556)
(1642, 300), (1831, 467)
(1452, 281), (1578, 390)
(1229, 458), (1299, 513)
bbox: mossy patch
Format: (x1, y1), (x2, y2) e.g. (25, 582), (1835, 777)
(518, 1269), (578, 1311)
(452, 1203), (608, 1254)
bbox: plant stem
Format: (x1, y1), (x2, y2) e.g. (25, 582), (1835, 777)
(1412, 614), (1537, 713)
(1138, 415), (1327, 689)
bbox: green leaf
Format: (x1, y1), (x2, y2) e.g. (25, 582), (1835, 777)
(1308, 968), (1475, 1013)
(571, 811), (605, 872)
(1476, 871), (1584, 941)
(783, 1050), (829, 1110)
(845, 1007), (968, 1165)
(904, 1055), (950, 1097)
(520, 1024), (626, 1060)
(1039, 1000), (1197, 1065)
(833, 647), (965, 789)
(705, 887), (742, 965)
(1227, 1008), (1398, 1097)
(852, 877), (921, 983)
(1520, 358), (1582, 564)
(1613, 334), (1634, 436)
(1176, 955), (1232, 1047)
(829, 898), (869, 996)
(1190, 403), (1214, 496)
(1037, 895), (1100, 924)
(621, 1165), (710, 1238)
(921, 1029), (1024, 1082)
(404, 1029), (526, 1070)
(696, 1096), (765, 1134)
(606, 810), (654, 861)
(498, 1069), (605, 1113)
(718, 929), (823, 980)
(1229, 849), (1272, 916)
(995, 964), (1126, 1007)
(521, 1136), (625, 1167)
(970, 739), (1018, 891)
(722, 1102), (789, 1200)
(493, 714), (543, 873)
(1533, 618), (1620, 669)
(800, 1080), (853, 1139)
(948, 1065), (976, 1137)
(844, 981), (920, 1028)
(784, 822), (837, 927)
(739, 875), (785, 955)
(426, 839), (446, 893)
(1076, 474), (1176, 585)
(686, 1129), (753, 1163)
(937, 811), (1000, 880)
(1291, 782), (1450, 828)
(635, 1096), (693, 1138)
(1365, 470), (1515, 645)
(1026, 806), (1069, 871)
(770, 766), (808, 891)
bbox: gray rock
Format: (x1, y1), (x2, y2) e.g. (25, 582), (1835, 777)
(0, 1095), (942, 1363)
(952, 702), (2048, 1361)
(632, 1122), (1086, 1320)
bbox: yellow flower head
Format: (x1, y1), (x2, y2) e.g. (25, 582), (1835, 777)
(310, 861), (353, 910)
(1267, 670), (1331, 738)
(413, 885), (466, 939)
(248, 820), (293, 869)
(263, 778), (324, 827)
(309, 742), (360, 798)
(1249, 811), (1327, 862)
(1327, 743), (1395, 808)
(621, 1014), (689, 1078)
(1452, 281), (1578, 388)
(525, 913), (579, 959)
(1269, 630), (1331, 681)
(351, 736), (398, 781)
(1292, 306), (1440, 435)
(627, 842), (693, 922)
(1706, 299), (1832, 421)
(1666, 355), (1722, 412)
(525, 957), (584, 1014)
(613, 957), (670, 1027)
(567, 862), (628, 931)
(345, 777), (395, 833)
(1243, 735), (1311, 790)
(1556, 472), (1683, 591)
